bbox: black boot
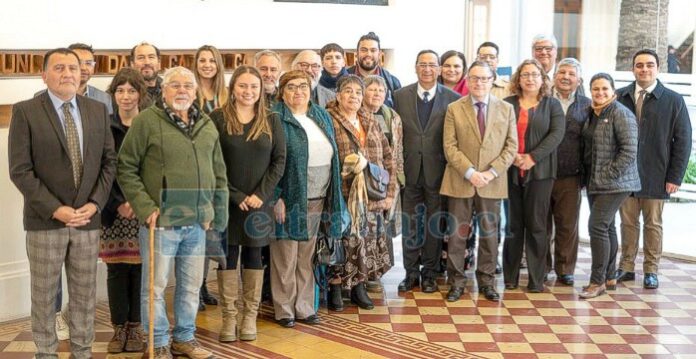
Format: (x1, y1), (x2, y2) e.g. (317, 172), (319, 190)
(350, 282), (374, 310)
(328, 284), (344, 312)
(201, 280), (218, 305)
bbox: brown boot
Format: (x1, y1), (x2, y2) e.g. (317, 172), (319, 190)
(124, 321), (145, 352)
(107, 323), (127, 353)
(217, 269), (240, 342)
(239, 269), (264, 341)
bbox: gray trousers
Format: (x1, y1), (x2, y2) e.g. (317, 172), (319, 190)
(447, 196), (501, 288)
(270, 199), (323, 320)
(27, 228), (99, 359)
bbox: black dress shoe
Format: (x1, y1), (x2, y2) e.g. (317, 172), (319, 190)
(505, 283), (518, 290)
(421, 278), (438, 293)
(350, 283), (374, 310)
(328, 284), (344, 312)
(398, 276), (419, 292)
(528, 286), (544, 293)
(558, 274), (575, 286)
(446, 287), (464, 302)
(643, 273), (659, 289)
(277, 318), (295, 328)
(300, 314), (321, 325)
(479, 286), (500, 301)
(495, 261), (502, 274)
(615, 270), (635, 282)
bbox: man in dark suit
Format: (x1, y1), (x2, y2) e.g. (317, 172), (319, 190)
(8, 48), (117, 358)
(394, 50), (460, 293)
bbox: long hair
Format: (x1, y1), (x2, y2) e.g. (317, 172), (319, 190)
(221, 65), (271, 142)
(107, 67), (151, 111)
(438, 50), (467, 85)
(509, 59), (551, 101)
(193, 45), (228, 111)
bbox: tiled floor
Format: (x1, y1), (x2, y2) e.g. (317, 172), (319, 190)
(3, 242), (696, 358)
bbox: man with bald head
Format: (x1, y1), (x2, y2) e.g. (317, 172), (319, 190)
(292, 50), (335, 107)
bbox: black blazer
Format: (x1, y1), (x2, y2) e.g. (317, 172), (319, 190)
(504, 95), (565, 185)
(394, 83), (460, 190)
(8, 91), (117, 230)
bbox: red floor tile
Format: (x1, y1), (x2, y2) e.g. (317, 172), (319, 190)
(517, 324), (553, 333)
(387, 306), (420, 315)
(421, 314), (453, 323)
(359, 314), (391, 323)
(446, 307), (479, 315)
(530, 343), (568, 353)
(425, 332), (461, 342)
(581, 325), (617, 334)
(596, 343), (637, 354)
(621, 334), (660, 344)
(455, 323), (489, 333)
(491, 333), (526, 342)
(556, 333), (593, 343)
(390, 323), (424, 332)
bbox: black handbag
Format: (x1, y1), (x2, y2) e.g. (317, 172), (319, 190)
(315, 232), (346, 266)
(364, 161), (390, 200)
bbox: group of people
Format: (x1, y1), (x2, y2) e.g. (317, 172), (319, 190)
(8, 32), (692, 359)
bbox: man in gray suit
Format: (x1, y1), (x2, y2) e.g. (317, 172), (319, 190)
(9, 48), (117, 358)
(394, 50), (460, 293)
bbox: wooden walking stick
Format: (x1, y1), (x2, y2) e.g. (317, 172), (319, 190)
(148, 218), (156, 358)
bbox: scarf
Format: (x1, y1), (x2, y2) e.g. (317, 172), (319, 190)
(591, 94), (617, 116)
(157, 98), (201, 135)
(341, 153), (368, 236)
(453, 77), (469, 96)
(319, 67), (349, 91)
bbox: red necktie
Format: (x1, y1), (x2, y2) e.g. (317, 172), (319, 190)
(475, 102), (486, 139)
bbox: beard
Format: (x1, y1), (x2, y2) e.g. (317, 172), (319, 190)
(171, 100), (192, 112)
(358, 57), (377, 71)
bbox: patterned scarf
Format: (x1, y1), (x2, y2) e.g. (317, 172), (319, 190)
(157, 98), (201, 135)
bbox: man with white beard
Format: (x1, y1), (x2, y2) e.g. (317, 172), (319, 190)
(117, 66), (228, 359)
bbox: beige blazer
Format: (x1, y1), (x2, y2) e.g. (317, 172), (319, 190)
(440, 94), (518, 199)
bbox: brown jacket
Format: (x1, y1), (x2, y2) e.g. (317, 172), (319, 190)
(440, 95), (518, 199)
(326, 100), (397, 211)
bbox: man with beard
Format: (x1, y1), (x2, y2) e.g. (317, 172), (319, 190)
(347, 32), (401, 108)
(254, 50), (282, 106)
(118, 66), (228, 359)
(130, 42), (162, 102)
(291, 50), (335, 107)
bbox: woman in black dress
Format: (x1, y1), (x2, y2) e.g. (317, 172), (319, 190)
(211, 65), (286, 342)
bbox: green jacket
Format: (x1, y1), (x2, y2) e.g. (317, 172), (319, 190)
(117, 105), (229, 231)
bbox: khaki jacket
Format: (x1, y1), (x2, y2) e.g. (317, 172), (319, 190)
(440, 95), (518, 199)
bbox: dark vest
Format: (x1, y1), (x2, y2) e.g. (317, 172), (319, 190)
(417, 95), (435, 129)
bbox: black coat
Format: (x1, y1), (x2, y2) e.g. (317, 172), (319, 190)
(616, 80), (692, 199)
(102, 114), (130, 227)
(504, 96), (566, 185)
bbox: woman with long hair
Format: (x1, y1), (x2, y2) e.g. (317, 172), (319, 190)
(210, 65), (286, 341)
(439, 50), (468, 96)
(194, 45), (229, 114)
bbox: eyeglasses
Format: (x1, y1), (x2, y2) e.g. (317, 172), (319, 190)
(285, 83), (310, 92)
(468, 75), (493, 83)
(296, 62), (321, 70)
(80, 60), (96, 67)
(478, 54), (497, 60)
(417, 63), (439, 69)
(520, 72), (542, 79)
(340, 88), (363, 96)
(534, 46), (555, 53)
(166, 82), (195, 91)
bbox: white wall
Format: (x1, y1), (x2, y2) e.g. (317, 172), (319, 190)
(0, 0), (467, 322)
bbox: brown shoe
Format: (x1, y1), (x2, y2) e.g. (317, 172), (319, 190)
(107, 324), (127, 353)
(171, 339), (214, 359)
(153, 345), (173, 359)
(579, 283), (606, 299)
(605, 279), (617, 291)
(124, 322), (145, 352)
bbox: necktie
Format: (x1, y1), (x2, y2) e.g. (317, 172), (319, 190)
(636, 89), (646, 122)
(475, 102), (486, 139)
(423, 91), (430, 103)
(62, 102), (83, 188)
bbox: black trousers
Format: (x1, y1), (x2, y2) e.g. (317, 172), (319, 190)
(226, 245), (264, 270)
(503, 178), (553, 291)
(106, 263), (142, 325)
(587, 192), (629, 284)
(401, 171), (445, 280)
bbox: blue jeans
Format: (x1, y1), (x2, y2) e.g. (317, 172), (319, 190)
(139, 225), (205, 348)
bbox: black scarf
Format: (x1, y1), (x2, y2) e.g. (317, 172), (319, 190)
(319, 67), (349, 91)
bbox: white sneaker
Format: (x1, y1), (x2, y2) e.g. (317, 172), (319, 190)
(55, 312), (70, 341)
